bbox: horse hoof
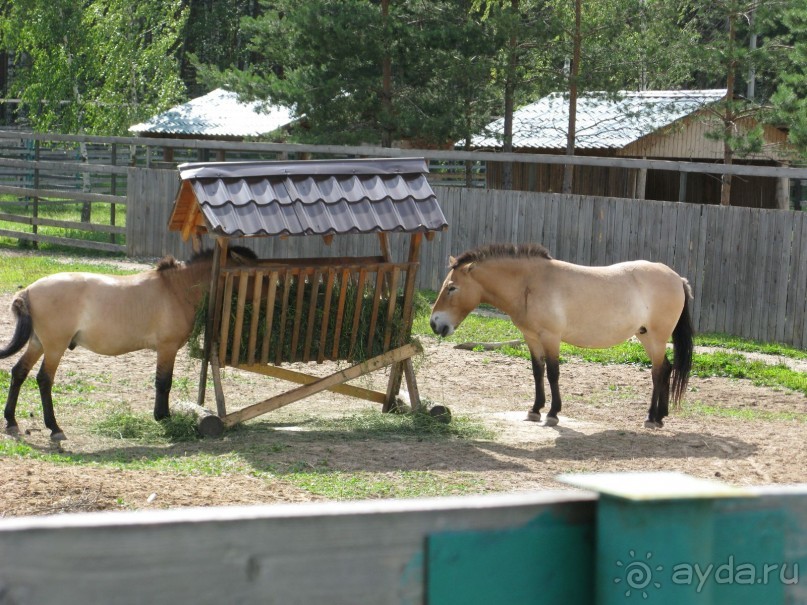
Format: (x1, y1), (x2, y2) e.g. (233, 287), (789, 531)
(644, 420), (661, 429)
(544, 415), (559, 427)
(50, 432), (67, 442)
(5, 425), (20, 436)
(526, 411), (541, 422)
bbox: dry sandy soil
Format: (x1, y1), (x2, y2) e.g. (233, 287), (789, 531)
(0, 257), (805, 518)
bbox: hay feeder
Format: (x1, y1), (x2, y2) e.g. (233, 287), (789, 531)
(168, 158), (447, 435)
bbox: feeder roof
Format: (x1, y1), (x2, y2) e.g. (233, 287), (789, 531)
(168, 157), (448, 239)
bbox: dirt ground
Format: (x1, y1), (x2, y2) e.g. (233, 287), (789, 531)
(0, 258), (806, 518)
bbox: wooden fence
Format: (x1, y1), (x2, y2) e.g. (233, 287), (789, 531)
(0, 472), (803, 604)
(128, 169), (807, 349)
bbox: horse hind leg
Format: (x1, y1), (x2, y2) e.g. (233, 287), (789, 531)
(37, 350), (67, 441)
(645, 357), (672, 429)
(544, 356), (562, 426)
(527, 354), (546, 422)
(4, 343), (43, 435)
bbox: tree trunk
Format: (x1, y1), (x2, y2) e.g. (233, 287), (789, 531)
(380, 0), (393, 148)
(501, 0), (520, 191)
(562, 0), (582, 195)
(720, 14), (737, 207)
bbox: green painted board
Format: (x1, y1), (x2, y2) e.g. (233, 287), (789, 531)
(427, 513), (594, 605)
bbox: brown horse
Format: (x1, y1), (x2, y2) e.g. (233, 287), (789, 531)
(0, 247), (255, 441)
(430, 243), (694, 428)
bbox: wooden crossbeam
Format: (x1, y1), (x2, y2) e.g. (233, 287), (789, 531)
(223, 342), (421, 427)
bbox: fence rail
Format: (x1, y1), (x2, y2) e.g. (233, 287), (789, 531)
(2, 130), (807, 348)
(0, 473), (803, 605)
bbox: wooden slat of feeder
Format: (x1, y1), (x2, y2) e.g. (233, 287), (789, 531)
(330, 268), (351, 361)
(230, 271), (251, 367)
(289, 267), (310, 362)
(303, 269), (322, 363)
(275, 270), (293, 366)
(254, 255), (384, 269)
(235, 363), (386, 404)
(224, 342), (422, 427)
(317, 268), (336, 364)
(366, 268), (385, 355)
(260, 270), (279, 365)
(348, 269), (367, 360)
(218, 272), (235, 366)
(247, 271), (265, 365)
(382, 267), (401, 352)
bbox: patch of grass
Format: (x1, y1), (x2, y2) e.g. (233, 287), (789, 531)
(305, 406), (495, 441)
(413, 302), (807, 397)
(682, 401), (807, 423)
(0, 199), (126, 253)
(283, 470), (484, 500)
(0, 252), (134, 293)
(92, 409), (200, 443)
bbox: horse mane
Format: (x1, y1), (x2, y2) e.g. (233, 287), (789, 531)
(451, 243), (552, 269)
(156, 246), (258, 271)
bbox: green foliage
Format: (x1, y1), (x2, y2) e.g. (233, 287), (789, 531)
(92, 409), (200, 443)
(191, 274), (414, 364)
(1, 0), (188, 134)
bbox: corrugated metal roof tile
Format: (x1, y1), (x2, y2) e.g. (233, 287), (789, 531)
(169, 157), (448, 238)
(470, 89), (727, 150)
(129, 89), (294, 138)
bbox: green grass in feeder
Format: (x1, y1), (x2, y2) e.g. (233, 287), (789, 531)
(190, 275), (423, 365)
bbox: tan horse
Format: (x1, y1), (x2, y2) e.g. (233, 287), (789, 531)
(430, 243), (694, 428)
(0, 247), (256, 441)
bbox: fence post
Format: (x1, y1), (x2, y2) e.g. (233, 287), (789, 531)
(560, 472), (789, 605)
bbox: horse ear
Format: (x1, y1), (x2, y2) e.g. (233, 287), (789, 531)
(448, 256), (456, 268)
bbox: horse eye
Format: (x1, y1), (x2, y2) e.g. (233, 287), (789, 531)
(448, 285), (458, 293)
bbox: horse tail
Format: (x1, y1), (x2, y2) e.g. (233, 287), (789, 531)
(670, 279), (694, 409)
(0, 291), (33, 359)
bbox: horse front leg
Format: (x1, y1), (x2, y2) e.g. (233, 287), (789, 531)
(4, 345), (43, 436)
(527, 353), (546, 422)
(154, 349), (178, 421)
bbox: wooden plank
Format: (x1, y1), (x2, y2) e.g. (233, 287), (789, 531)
(330, 269), (351, 360)
(317, 268), (337, 364)
(302, 270), (322, 363)
(0, 485), (596, 605)
(0, 212), (126, 234)
(275, 270), (294, 365)
(218, 272), (235, 366)
(223, 342), (422, 426)
(289, 268), (308, 362)
(348, 269), (367, 360)
(382, 268), (401, 353)
(0, 184), (126, 204)
(730, 208), (751, 338)
(246, 271), (265, 365)
(260, 271), (279, 365)
(792, 217), (807, 348)
(235, 363), (387, 404)
(0, 228), (126, 253)
(770, 210), (790, 343)
(229, 272), (251, 367)
(365, 269), (385, 355)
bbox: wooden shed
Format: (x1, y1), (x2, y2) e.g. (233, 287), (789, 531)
(473, 90), (795, 209)
(168, 157), (447, 432)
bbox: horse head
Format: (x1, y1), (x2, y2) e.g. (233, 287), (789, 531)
(429, 256), (483, 337)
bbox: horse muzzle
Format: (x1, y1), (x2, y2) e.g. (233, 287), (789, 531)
(429, 313), (455, 337)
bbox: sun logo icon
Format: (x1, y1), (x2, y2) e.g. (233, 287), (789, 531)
(614, 550), (663, 599)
